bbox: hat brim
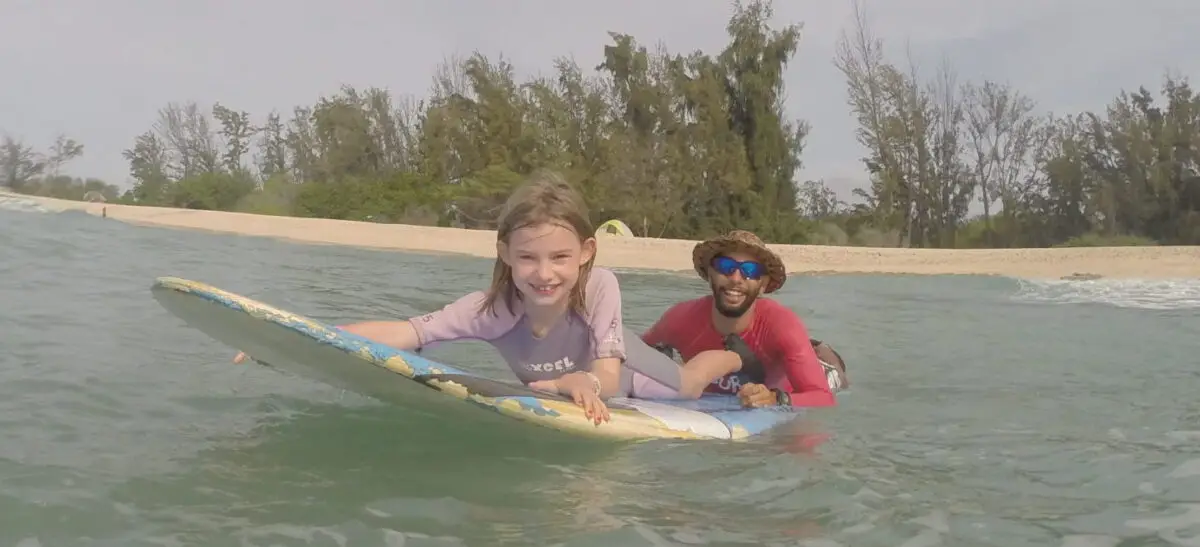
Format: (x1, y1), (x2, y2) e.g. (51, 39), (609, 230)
(692, 238), (786, 293)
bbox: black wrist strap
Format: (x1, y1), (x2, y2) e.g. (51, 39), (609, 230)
(771, 388), (791, 407)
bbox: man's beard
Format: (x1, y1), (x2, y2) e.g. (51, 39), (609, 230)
(711, 281), (759, 318)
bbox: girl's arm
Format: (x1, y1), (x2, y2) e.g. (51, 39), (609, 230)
(336, 320), (420, 351)
(584, 357), (623, 398)
(579, 268), (630, 398)
(235, 291), (506, 365)
(233, 320), (420, 365)
(340, 290), (515, 352)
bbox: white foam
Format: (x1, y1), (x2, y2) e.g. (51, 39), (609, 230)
(1167, 458), (1200, 479)
(1013, 278), (1200, 310)
(0, 194), (50, 213)
(1125, 503), (1200, 532)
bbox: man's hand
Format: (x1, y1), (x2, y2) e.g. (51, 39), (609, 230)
(737, 383), (778, 408)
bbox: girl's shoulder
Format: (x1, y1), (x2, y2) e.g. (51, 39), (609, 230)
(580, 267), (621, 319)
(584, 267), (627, 305)
(586, 266), (620, 292)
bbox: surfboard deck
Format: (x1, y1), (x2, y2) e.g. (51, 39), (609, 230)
(150, 276), (804, 442)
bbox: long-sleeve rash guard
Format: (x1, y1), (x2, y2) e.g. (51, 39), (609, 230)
(641, 295), (837, 408)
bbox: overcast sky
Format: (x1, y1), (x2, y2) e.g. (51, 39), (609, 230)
(2, 0), (1196, 197)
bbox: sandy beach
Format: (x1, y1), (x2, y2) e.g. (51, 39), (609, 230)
(6, 192), (1199, 280)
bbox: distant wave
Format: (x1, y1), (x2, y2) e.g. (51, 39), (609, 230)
(1012, 277), (1200, 310)
(0, 194), (50, 213)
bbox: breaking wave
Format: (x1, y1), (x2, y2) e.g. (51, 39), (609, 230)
(1012, 277), (1200, 310)
(0, 193), (51, 214)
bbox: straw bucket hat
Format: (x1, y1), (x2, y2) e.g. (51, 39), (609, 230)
(692, 230), (787, 294)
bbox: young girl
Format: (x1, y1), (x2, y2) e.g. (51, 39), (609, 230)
(234, 170), (743, 425)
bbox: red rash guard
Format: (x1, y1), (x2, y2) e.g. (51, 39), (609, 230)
(641, 296), (836, 408)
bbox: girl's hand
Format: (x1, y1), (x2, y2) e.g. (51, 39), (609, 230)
(232, 351), (249, 364)
(530, 372), (610, 425)
(565, 375), (610, 426)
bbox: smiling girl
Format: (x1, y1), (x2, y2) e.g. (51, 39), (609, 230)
(235, 171), (743, 424)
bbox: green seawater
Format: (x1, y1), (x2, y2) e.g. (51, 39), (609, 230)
(2, 199), (1199, 547)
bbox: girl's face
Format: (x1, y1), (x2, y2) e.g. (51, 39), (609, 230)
(499, 221), (595, 310)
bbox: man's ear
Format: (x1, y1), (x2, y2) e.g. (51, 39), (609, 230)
(496, 240), (511, 266)
(580, 237), (597, 264)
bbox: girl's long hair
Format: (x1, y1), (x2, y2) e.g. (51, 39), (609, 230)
(479, 170), (596, 318)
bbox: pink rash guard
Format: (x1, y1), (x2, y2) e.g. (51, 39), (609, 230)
(406, 267), (681, 398)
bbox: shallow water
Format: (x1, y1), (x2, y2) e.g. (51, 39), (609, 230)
(3, 199), (1200, 546)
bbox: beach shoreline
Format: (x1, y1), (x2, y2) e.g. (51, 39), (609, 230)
(6, 192), (1200, 281)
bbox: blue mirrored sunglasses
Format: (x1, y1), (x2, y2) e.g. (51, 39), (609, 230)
(711, 255), (764, 280)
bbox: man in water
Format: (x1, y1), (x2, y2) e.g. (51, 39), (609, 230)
(640, 230), (847, 408)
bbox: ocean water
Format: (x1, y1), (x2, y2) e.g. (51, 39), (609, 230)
(2, 195), (1200, 547)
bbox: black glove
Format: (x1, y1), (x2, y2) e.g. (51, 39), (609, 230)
(652, 342), (683, 364)
(723, 334), (766, 385)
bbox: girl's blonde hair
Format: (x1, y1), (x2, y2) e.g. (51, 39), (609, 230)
(480, 170), (596, 317)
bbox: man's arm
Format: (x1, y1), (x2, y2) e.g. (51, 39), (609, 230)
(766, 307), (836, 408)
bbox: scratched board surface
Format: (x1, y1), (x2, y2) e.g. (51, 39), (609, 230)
(150, 277), (804, 442)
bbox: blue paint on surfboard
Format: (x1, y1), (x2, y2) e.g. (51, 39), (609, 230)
(149, 276), (807, 441)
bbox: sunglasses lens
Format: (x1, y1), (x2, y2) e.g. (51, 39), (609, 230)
(741, 262), (764, 279)
(713, 256), (737, 275)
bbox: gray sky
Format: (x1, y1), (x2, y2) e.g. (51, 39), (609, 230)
(2, 0), (1196, 199)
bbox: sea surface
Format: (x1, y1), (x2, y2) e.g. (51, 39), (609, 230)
(3, 195), (1200, 547)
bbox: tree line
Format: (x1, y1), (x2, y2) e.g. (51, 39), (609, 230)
(3, 0), (1197, 248)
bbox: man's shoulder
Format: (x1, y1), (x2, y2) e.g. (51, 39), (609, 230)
(751, 298), (809, 345)
(644, 295), (711, 347)
(665, 295), (713, 316)
(754, 297), (800, 319)
(650, 295), (711, 331)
